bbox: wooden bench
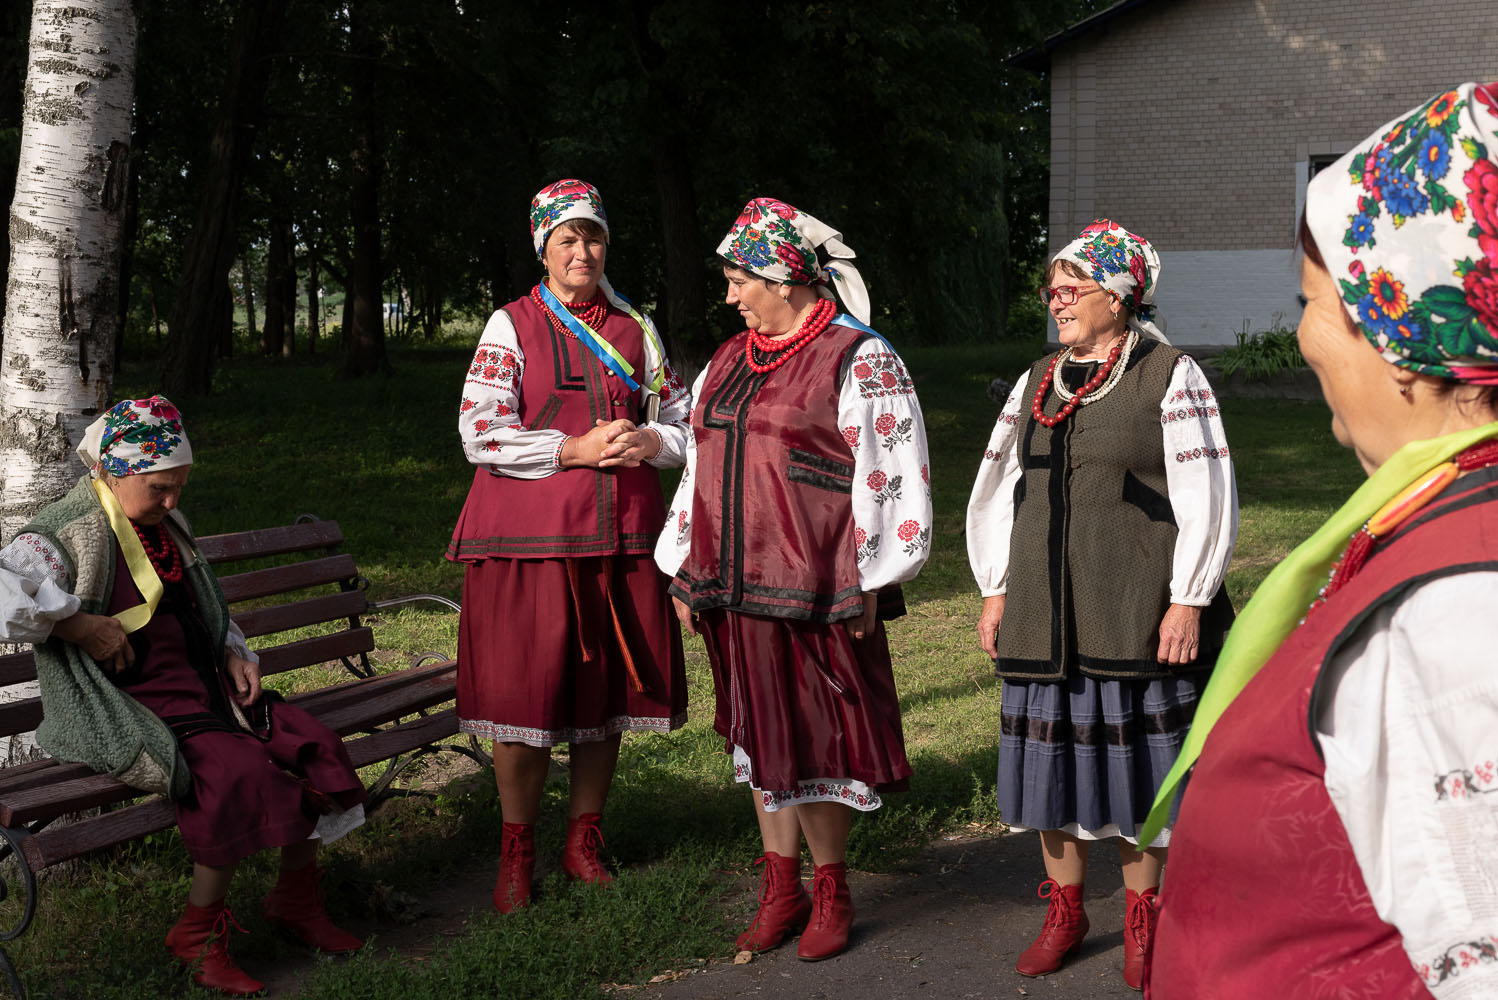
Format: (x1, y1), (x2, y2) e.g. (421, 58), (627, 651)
(0, 517), (476, 999)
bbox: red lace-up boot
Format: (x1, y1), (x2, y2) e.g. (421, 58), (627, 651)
(164, 899), (265, 996)
(561, 813), (612, 885)
(797, 862), (854, 961)
(1015, 879), (1089, 977)
(1122, 886), (1159, 990)
(494, 821), (536, 913)
(736, 852), (812, 952)
(262, 863), (363, 953)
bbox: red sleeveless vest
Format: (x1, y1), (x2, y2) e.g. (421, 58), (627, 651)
(673, 323), (870, 623)
(1147, 472), (1498, 999)
(447, 296), (665, 561)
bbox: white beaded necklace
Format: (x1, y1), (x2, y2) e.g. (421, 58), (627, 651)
(1053, 330), (1137, 405)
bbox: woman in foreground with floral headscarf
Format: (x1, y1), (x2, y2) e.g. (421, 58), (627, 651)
(966, 220), (1238, 989)
(0, 397), (366, 996)
(448, 179), (691, 913)
(656, 198), (931, 961)
(1146, 81), (1498, 999)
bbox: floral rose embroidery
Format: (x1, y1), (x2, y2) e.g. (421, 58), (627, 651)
(852, 362), (873, 381)
(897, 520), (919, 542)
(866, 471), (887, 492)
(842, 426), (860, 448)
(875, 413), (896, 436)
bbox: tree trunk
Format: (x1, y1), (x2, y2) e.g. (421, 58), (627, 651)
(341, 6), (387, 377)
(114, 164), (139, 364)
(239, 253), (255, 345)
(160, 0), (286, 396)
(261, 215), (288, 355)
(281, 232), (296, 357)
(650, 129), (710, 363)
(306, 250), (319, 354)
(0, 0), (138, 762)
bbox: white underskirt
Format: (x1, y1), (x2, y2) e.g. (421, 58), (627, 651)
(732, 745), (882, 813)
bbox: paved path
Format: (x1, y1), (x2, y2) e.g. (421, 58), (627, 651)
(645, 831), (1140, 1000)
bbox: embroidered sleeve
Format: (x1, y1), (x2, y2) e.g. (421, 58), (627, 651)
(0, 533), (82, 643)
(1317, 575), (1498, 998)
(458, 309), (569, 479)
(965, 369), (1030, 597)
(1161, 356), (1239, 605)
(644, 353), (692, 469)
(654, 367), (710, 579)
(842, 340), (931, 590)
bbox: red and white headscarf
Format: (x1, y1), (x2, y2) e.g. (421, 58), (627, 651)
(717, 198), (872, 326)
(529, 178), (609, 259)
(77, 395), (192, 478)
(1050, 219), (1169, 344)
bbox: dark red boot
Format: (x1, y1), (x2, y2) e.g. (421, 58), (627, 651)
(561, 812), (612, 886)
(494, 821), (536, 913)
(262, 863), (363, 954)
(164, 899), (265, 996)
(796, 862), (853, 961)
(1122, 886), (1158, 990)
(1015, 879), (1089, 977)
(736, 852), (812, 953)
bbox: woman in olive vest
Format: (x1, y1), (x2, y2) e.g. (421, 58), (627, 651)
(965, 220), (1238, 989)
(447, 179), (692, 914)
(656, 197), (932, 962)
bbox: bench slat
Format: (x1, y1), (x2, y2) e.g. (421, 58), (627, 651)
(196, 521), (344, 565)
(253, 627), (375, 677)
(233, 590), (368, 640)
(215, 554), (359, 604)
(0, 699), (43, 740)
(0, 652), (35, 687)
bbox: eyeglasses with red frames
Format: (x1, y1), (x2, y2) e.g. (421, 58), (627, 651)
(1037, 285), (1103, 306)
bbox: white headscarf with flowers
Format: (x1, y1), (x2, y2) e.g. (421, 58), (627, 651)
(716, 198), (872, 326)
(529, 178), (609, 259)
(77, 395), (193, 478)
(1304, 81), (1498, 383)
(1051, 219), (1169, 344)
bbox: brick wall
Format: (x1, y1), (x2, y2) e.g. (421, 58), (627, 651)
(1047, 0), (1498, 254)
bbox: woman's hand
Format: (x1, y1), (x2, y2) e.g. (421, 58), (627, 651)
(51, 612), (134, 672)
(1157, 603), (1203, 665)
(226, 652), (262, 707)
(671, 595), (697, 636)
(844, 592), (879, 641)
(977, 594), (1006, 659)
(562, 419), (648, 468)
(599, 422), (661, 468)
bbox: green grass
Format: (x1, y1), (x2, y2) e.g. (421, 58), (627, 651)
(0, 341), (1362, 998)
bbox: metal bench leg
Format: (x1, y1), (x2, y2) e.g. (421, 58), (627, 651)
(0, 824), (38, 1000)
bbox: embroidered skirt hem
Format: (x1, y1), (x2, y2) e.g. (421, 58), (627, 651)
(459, 711), (687, 747)
(731, 746), (882, 812)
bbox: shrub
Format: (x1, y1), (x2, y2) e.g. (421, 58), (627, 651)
(1214, 317), (1305, 381)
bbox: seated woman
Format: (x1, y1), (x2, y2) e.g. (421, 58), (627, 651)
(0, 396), (366, 997)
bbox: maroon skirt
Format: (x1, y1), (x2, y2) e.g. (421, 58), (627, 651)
(457, 555), (686, 745)
(698, 609), (910, 793)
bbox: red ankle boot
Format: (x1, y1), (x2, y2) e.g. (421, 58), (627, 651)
(561, 813), (612, 885)
(262, 863), (363, 954)
(797, 862), (853, 961)
(1122, 886), (1158, 990)
(736, 852), (811, 952)
(164, 899), (265, 996)
(494, 821), (536, 913)
(1015, 879), (1088, 977)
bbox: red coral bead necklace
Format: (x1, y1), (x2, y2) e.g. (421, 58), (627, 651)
(745, 298), (835, 374)
(132, 520), (184, 583)
(1030, 330), (1136, 428)
(531, 282), (609, 338)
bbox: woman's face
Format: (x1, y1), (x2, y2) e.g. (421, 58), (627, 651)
(723, 267), (790, 333)
(1047, 267), (1124, 354)
(543, 223), (606, 301)
(108, 466), (191, 525)
(1297, 255), (1406, 473)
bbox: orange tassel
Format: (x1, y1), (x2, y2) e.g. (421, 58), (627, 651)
(1367, 461), (1459, 537)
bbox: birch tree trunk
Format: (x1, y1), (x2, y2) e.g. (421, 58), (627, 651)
(0, 0), (138, 762)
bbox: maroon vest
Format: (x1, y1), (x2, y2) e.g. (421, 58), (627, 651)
(673, 323), (870, 623)
(1147, 470), (1498, 999)
(447, 296), (666, 560)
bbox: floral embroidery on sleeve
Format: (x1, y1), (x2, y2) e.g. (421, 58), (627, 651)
(854, 526), (881, 565)
(468, 345), (520, 390)
(675, 509), (691, 545)
(842, 426), (860, 449)
(852, 352), (916, 399)
(897, 518), (930, 556)
(874, 412), (914, 450)
(867, 469), (903, 505)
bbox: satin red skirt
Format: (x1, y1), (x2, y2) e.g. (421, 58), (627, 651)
(698, 609), (910, 793)
(457, 555), (687, 746)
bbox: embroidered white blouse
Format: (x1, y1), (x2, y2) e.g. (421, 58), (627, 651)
(654, 338), (933, 592)
(1317, 572), (1498, 998)
(0, 529), (258, 662)
(966, 355), (1238, 605)
(458, 307), (692, 477)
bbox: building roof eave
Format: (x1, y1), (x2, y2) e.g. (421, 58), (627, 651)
(1007, 0), (1162, 71)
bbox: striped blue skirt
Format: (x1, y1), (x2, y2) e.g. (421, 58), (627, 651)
(997, 671), (1204, 848)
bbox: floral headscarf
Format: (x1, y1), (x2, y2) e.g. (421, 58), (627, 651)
(717, 198), (872, 326)
(77, 395), (192, 478)
(1051, 219), (1169, 344)
(1305, 81), (1498, 382)
(529, 179), (609, 259)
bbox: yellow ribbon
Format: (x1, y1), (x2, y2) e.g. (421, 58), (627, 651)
(90, 478), (162, 634)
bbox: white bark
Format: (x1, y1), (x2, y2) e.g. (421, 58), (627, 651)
(1, 1), (138, 762)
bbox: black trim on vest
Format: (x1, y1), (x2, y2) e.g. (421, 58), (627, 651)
(1122, 469), (1177, 525)
(787, 448), (854, 494)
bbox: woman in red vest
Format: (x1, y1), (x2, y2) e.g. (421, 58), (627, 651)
(1147, 81), (1498, 998)
(447, 179), (692, 913)
(656, 198), (932, 961)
